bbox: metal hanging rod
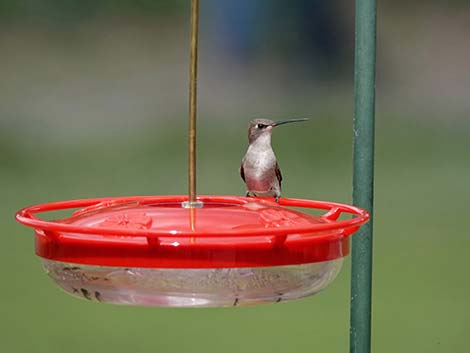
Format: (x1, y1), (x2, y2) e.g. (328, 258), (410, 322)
(187, 0), (199, 205)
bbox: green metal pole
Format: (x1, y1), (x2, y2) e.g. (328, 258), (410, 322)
(350, 0), (376, 353)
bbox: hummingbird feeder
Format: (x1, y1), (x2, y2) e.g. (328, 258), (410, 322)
(15, 0), (370, 307)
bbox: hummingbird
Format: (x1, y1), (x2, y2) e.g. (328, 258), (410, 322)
(240, 118), (308, 202)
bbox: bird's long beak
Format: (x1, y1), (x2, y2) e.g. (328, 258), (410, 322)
(272, 118), (309, 127)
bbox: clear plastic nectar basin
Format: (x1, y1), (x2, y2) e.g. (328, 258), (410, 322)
(16, 195), (369, 307)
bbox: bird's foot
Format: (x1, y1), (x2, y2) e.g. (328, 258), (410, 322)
(275, 196), (280, 203)
(245, 191), (251, 197)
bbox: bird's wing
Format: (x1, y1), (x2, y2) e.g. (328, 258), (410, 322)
(240, 163), (246, 183)
(275, 162), (282, 188)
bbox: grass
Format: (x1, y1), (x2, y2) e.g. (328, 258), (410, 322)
(1, 115), (469, 353)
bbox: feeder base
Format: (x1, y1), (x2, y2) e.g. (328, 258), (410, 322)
(43, 259), (343, 307)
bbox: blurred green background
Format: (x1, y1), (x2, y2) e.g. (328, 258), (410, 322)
(1, 1), (469, 353)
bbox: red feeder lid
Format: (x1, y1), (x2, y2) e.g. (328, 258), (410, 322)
(15, 195), (369, 268)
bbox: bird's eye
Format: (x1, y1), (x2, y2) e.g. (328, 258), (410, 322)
(257, 124), (265, 129)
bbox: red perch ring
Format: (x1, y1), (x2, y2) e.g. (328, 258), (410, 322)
(16, 195), (369, 269)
